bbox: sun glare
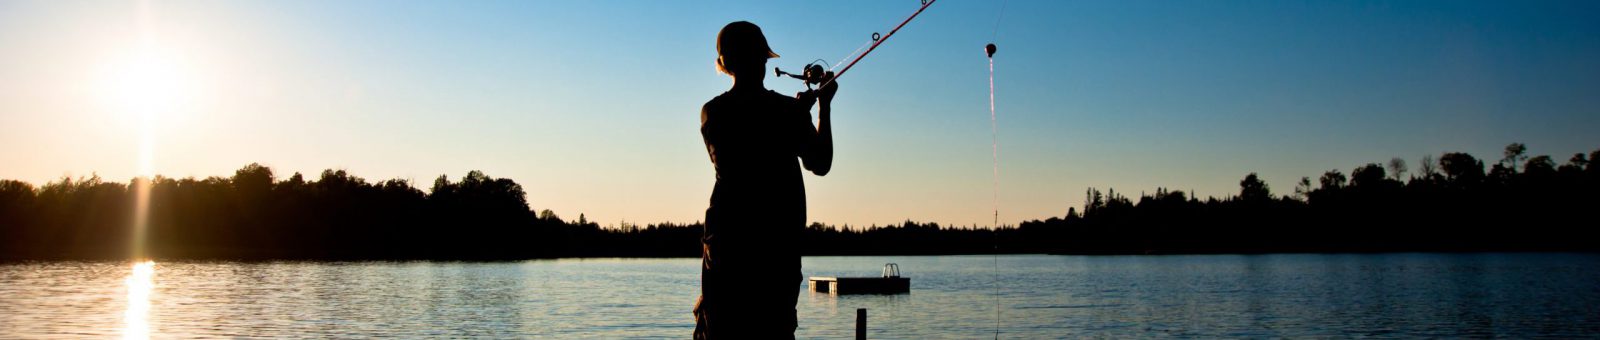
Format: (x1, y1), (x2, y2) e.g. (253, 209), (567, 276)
(112, 0), (189, 285)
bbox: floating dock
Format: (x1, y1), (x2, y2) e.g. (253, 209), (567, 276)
(808, 263), (910, 294)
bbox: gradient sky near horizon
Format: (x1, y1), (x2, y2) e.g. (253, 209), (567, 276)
(2, 0), (1597, 228)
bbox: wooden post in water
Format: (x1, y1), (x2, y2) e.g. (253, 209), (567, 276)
(856, 308), (867, 340)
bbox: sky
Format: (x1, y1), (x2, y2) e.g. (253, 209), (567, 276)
(2, 0), (1597, 228)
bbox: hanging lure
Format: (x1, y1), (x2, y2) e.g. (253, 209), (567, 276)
(775, 0), (938, 89)
(986, 41), (1002, 340)
(986, 3), (1007, 340)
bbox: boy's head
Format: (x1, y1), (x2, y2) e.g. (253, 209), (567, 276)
(716, 21), (779, 78)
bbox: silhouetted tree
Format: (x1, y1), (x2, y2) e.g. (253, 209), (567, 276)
(1418, 155), (1439, 182)
(1319, 170), (1347, 190)
(234, 163), (274, 196)
(1440, 152), (1485, 184)
(1590, 150), (1600, 174)
(1239, 173), (1271, 202)
(0, 180), (37, 258)
(1559, 153), (1588, 174)
(1525, 155), (1556, 177)
(539, 209), (561, 222)
(1503, 143), (1529, 173)
(1293, 177), (1312, 201)
(1388, 158), (1408, 181)
(1350, 164), (1388, 188)
(1085, 188), (1105, 213)
(1488, 163), (1515, 184)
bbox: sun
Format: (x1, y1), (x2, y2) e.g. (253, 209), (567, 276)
(97, 29), (200, 177)
(106, 48), (191, 124)
(101, 47), (192, 177)
(101, 0), (196, 125)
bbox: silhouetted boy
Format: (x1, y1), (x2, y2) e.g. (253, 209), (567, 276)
(694, 21), (837, 339)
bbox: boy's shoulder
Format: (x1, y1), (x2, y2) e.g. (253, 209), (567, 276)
(706, 89), (790, 107)
(703, 89), (794, 123)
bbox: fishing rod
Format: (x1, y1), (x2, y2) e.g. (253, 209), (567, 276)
(774, 0), (938, 90)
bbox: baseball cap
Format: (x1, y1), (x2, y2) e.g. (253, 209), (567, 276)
(717, 21), (780, 59)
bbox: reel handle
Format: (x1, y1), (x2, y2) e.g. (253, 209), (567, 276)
(775, 64), (829, 87)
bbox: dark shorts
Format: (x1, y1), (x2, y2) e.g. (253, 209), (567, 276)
(693, 232), (802, 340)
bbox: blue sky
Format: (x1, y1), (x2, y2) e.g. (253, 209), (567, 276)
(1, 0), (1597, 227)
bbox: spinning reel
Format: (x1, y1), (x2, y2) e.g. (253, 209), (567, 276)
(773, 60), (831, 90)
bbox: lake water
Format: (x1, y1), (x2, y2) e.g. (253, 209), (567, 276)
(3, 254), (1598, 338)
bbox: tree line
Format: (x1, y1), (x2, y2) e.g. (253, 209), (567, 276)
(1, 143), (1595, 260)
(1014, 143), (1599, 254)
(1, 165), (568, 260)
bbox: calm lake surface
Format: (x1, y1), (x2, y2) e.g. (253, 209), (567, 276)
(3, 253), (1598, 338)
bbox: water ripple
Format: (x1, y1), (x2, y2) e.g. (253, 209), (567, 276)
(2, 254), (1598, 338)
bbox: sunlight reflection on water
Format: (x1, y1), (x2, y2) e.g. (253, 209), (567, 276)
(1, 254), (1597, 338)
(122, 261), (154, 340)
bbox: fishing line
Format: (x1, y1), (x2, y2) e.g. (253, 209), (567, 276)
(832, 39), (875, 72)
(991, 0), (1009, 39)
(989, 1), (1008, 338)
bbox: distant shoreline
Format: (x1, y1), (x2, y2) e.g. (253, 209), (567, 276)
(4, 144), (1597, 261)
